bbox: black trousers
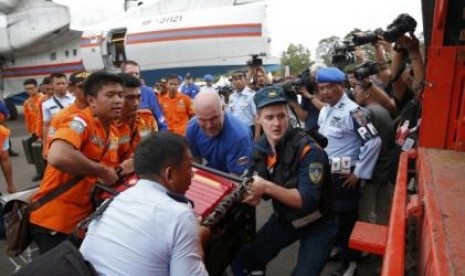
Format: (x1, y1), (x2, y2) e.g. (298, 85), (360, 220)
(30, 224), (68, 254)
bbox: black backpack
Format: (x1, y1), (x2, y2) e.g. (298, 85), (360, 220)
(14, 240), (96, 276)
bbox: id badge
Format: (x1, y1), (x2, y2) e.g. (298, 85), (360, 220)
(331, 157), (341, 174)
(402, 138), (415, 152)
(341, 157), (352, 174)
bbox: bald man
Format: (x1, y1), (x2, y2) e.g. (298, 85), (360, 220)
(186, 92), (253, 175)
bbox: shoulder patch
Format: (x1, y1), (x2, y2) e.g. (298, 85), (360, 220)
(69, 116), (87, 134)
(309, 162), (324, 185)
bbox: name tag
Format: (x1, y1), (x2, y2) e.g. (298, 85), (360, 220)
(331, 157), (351, 174)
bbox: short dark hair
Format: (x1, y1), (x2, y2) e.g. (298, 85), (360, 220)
(118, 73), (141, 88)
(120, 60), (139, 71)
(135, 132), (189, 177)
(167, 74), (180, 82)
(23, 78), (38, 86)
(50, 72), (67, 80)
(83, 71), (123, 97)
(233, 70), (246, 77)
(42, 76), (52, 85)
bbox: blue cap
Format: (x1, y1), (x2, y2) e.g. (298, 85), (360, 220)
(254, 85), (287, 109)
(316, 67), (346, 83)
(204, 74), (213, 81)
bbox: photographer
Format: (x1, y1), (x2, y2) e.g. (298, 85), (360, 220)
(391, 33), (425, 104)
(248, 66), (271, 92)
(287, 84), (325, 132)
(286, 66), (326, 132)
(348, 61), (397, 117)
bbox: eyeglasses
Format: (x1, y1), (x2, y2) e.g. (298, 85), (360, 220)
(232, 75), (244, 80)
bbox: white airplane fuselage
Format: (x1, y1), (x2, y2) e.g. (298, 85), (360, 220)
(0, 1), (278, 98)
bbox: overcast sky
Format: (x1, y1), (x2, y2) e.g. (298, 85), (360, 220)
(266, 0), (423, 56)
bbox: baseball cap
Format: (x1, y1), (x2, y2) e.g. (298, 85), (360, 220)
(204, 74), (213, 82)
(254, 85), (287, 109)
(315, 67), (346, 84)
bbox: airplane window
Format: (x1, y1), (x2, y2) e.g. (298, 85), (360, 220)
(73, 49), (78, 56)
(50, 52), (56, 60)
(65, 50), (69, 58)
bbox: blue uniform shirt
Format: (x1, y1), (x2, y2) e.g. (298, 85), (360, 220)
(181, 83), (200, 99)
(226, 87), (257, 127)
(318, 93), (381, 179)
(0, 100), (9, 118)
(254, 130), (329, 213)
(186, 113), (253, 175)
(139, 85), (167, 131)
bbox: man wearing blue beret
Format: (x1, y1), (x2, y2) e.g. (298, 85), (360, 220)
(316, 67), (381, 276)
(232, 85), (338, 276)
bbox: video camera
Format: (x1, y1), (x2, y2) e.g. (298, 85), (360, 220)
(331, 41), (356, 68)
(247, 54), (264, 66)
(275, 68), (315, 102)
(330, 13), (417, 68)
(383, 13), (417, 42)
(353, 61), (383, 81)
(352, 28), (384, 45)
(331, 28), (384, 68)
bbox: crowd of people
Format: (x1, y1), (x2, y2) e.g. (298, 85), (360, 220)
(0, 28), (424, 276)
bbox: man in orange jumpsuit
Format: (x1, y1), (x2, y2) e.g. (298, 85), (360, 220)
(117, 73), (158, 153)
(159, 74), (194, 135)
(29, 72), (133, 254)
(23, 78), (45, 180)
(23, 79), (44, 138)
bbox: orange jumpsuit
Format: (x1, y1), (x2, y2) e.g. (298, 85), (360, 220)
(23, 94), (45, 136)
(115, 109), (158, 154)
(159, 92), (194, 135)
(42, 103), (83, 158)
(0, 125), (10, 150)
(29, 107), (131, 234)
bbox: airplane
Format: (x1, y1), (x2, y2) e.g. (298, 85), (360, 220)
(0, 0), (279, 117)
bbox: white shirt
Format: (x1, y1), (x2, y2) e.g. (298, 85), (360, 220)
(199, 85), (217, 94)
(42, 93), (75, 122)
(318, 93), (381, 179)
(226, 86), (256, 127)
(80, 179), (208, 276)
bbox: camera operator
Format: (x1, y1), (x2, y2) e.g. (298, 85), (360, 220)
(288, 84), (324, 132)
(391, 33), (425, 103)
(248, 66), (271, 92)
(286, 65), (326, 132)
(348, 60), (397, 117)
(351, 77), (395, 226)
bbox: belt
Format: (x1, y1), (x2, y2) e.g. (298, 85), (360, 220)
(290, 210), (322, 229)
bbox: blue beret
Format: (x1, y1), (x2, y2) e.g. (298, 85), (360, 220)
(316, 67), (346, 83)
(254, 85), (287, 109)
(204, 74), (213, 81)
